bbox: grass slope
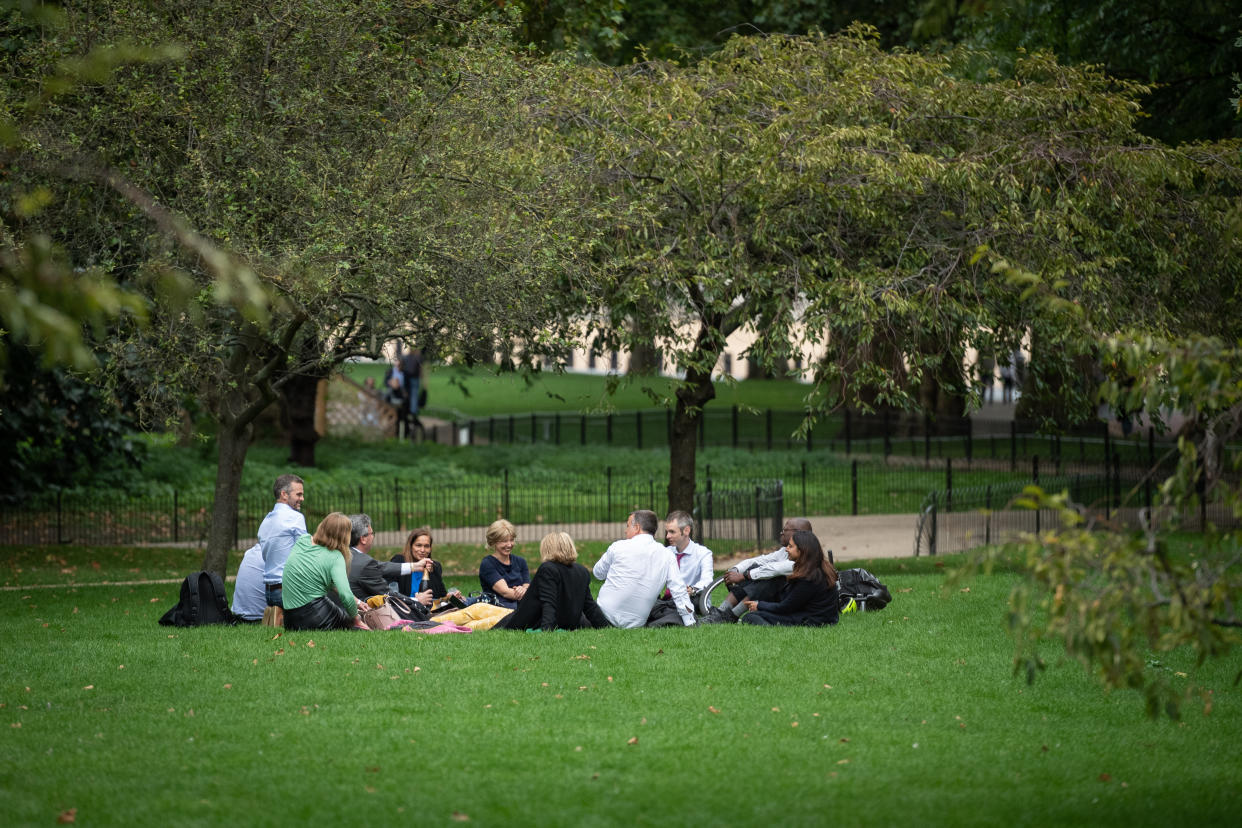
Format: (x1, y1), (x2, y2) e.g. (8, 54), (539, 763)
(1, 550), (1239, 826)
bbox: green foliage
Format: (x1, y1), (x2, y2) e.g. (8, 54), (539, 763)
(935, 0), (1242, 144)
(551, 28), (1242, 426)
(0, 345), (145, 502)
(962, 333), (1242, 717)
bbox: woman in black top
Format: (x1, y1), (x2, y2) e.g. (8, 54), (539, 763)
(741, 530), (839, 626)
(391, 527), (453, 604)
(499, 532), (611, 631)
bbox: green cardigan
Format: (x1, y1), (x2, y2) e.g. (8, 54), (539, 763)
(281, 534), (357, 616)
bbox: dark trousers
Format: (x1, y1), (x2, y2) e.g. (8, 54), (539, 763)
(729, 576), (786, 604)
(283, 595), (354, 631)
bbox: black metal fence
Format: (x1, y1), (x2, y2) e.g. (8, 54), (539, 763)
(914, 464), (1241, 557)
(0, 471), (785, 549)
(450, 406), (1210, 465)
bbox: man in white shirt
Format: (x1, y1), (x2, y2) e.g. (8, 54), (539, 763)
(664, 509), (714, 592)
(230, 543), (265, 622)
(701, 517), (811, 624)
(646, 510), (714, 626)
(594, 509), (696, 628)
(259, 473), (307, 609)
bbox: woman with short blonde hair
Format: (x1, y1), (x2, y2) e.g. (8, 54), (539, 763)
(282, 512), (369, 631)
(499, 532), (610, 631)
(478, 518), (529, 608)
(539, 531), (578, 565)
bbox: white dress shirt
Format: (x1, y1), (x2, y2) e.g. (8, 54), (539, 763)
(259, 502), (307, 585)
(667, 538), (714, 591)
(731, 545), (793, 581)
(230, 543), (266, 621)
(594, 533), (695, 628)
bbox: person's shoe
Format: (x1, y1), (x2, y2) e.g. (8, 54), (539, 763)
(700, 607), (736, 624)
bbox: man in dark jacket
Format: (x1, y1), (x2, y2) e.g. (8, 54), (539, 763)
(346, 514), (429, 604)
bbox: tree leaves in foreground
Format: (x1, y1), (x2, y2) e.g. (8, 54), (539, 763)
(964, 334), (1242, 718)
(4, 1), (589, 575)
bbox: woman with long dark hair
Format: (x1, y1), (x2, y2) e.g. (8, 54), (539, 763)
(281, 512), (370, 631)
(741, 530), (839, 626)
(391, 526), (443, 605)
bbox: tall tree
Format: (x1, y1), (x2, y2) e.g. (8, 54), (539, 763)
(546, 27), (1241, 512)
(6, 1), (586, 574)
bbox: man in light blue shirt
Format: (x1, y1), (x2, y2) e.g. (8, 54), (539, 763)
(230, 543), (265, 622)
(259, 474), (306, 608)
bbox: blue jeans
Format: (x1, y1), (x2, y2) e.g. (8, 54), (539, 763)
(265, 586), (283, 608)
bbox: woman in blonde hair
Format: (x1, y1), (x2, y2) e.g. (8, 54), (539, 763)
(499, 532), (611, 631)
(282, 512), (370, 631)
(478, 518), (530, 608)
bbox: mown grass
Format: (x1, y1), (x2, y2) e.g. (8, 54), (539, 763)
(1, 546), (1239, 827)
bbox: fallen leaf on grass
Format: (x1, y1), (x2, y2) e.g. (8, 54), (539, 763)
(10, 722), (20, 728)
(960, 587), (970, 593)
(607, 676), (613, 682)
(840, 738), (850, 743)
(1099, 773), (1112, 782)
(82, 686), (94, 691)
(56, 808), (77, 823)
(306, 640), (315, 648)
(274, 649), (285, 656)
(708, 706), (720, 714)
(791, 722), (799, 727)
(836, 759), (849, 765)
(365, 786), (377, 794)
(148, 598), (160, 603)
(451, 812), (469, 822)
(627, 737), (638, 745)
(574, 746), (582, 752)
(771, 707), (780, 712)
(571, 654), (590, 660)
(898, 588), (913, 593)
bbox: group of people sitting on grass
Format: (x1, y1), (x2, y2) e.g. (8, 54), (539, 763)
(231, 474), (841, 632)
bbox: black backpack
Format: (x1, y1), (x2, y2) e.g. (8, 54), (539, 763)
(837, 568), (892, 612)
(159, 571), (238, 627)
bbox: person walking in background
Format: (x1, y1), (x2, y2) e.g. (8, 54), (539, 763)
(741, 530), (839, 627)
(258, 474), (306, 610)
(594, 510), (695, 628)
(499, 532), (611, 631)
(478, 518), (530, 608)
(400, 344), (424, 436)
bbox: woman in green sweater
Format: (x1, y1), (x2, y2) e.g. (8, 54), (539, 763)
(282, 512), (370, 631)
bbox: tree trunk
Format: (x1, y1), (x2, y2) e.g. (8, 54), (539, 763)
(201, 413), (253, 577)
(666, 364), (716, 514)
(281, 371), (321, 467)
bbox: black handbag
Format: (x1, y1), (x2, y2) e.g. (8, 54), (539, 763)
(387, 594), (430, 622)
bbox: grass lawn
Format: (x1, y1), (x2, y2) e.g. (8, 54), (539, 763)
(2, 546), (1240, 826)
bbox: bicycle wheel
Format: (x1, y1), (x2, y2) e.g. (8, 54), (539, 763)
(694, 576), (731, 615)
